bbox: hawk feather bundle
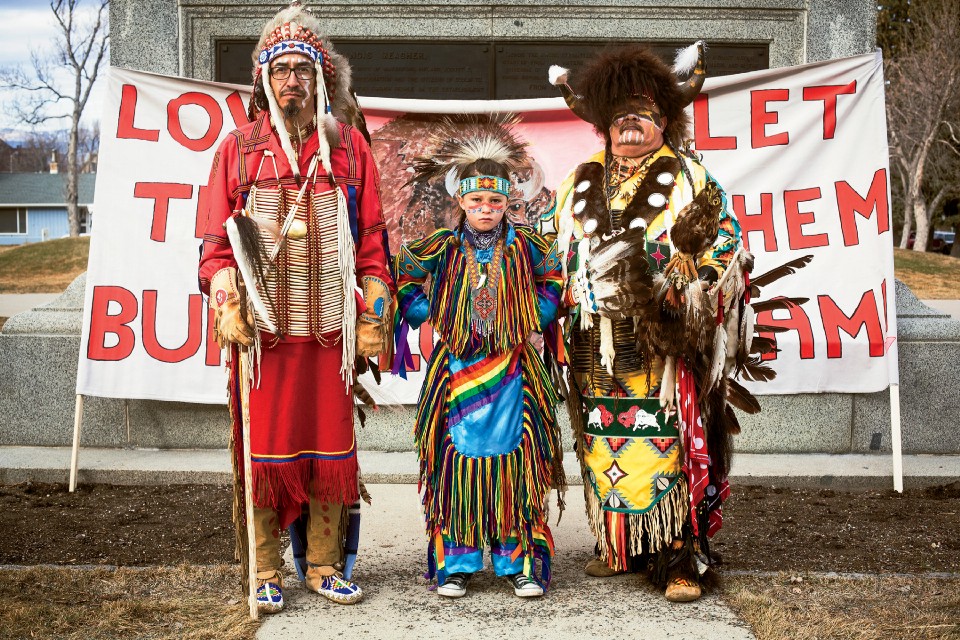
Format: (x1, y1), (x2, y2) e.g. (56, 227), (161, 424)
(587, 225), (655, 319)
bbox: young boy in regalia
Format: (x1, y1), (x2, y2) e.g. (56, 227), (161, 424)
(392, 115), (565, 598)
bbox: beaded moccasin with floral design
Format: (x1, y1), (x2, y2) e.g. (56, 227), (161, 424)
(256, 579), (284, 614)
(310, 572), (363, 605)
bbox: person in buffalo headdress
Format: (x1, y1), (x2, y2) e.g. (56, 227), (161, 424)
(542, 43), (745, 602)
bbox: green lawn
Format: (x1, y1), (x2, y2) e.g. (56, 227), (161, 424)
(0, 237), (90, 293)
(893, 248), (960, 299)
(0, 238), (956, 299)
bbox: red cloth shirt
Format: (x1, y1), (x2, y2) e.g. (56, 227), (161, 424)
(199, 112), (392, 299)
(200, 113), (394, 523)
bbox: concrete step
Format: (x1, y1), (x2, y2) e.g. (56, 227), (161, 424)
(0, 446), (957, 490)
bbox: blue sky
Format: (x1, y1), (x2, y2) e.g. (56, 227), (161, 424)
(0, 0), (107, 132)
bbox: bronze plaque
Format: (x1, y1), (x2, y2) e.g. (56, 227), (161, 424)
(215, 39), (768, 99)
(495, 42), (768, 99)
(216, 41), (257, 85)
(336, 42), (493, 99)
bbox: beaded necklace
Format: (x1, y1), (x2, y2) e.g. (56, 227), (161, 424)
(462, 231), (505, 337)
(605, 151), (656, 230)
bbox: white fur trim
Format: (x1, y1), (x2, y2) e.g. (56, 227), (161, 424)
(599, 317), (615, 375)
(548, 65), (569, 86)
(262, 61), (301, 180)
(672, 41), (702, 77)
(335, 181), (357, 391)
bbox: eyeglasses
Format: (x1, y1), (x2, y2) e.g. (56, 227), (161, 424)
(269, 65), (316, 81)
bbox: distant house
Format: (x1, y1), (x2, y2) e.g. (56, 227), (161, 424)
(0, 173), (96, 245)
(0, 139), (14, 172)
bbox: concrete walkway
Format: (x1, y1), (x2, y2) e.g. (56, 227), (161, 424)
(2, 446), (958, 639)
(1, 446), (957, 490)
(0, 293), (58, 317)
(921, 299), (960, 320)
(258, 484), (754, 640)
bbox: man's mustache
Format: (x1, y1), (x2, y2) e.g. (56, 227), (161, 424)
(280, 89), (306, 97)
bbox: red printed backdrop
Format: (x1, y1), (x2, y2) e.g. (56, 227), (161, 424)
(77, 53), (896, 404)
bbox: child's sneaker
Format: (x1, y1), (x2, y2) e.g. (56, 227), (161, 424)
(506, 572), (543, 597)
(437, 572), (470, 598)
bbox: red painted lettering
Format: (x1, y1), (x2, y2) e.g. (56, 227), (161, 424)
(818, 290), (885, 358)
(802, 81), (856, 140)
(205, 306), (221, 367)
(87, 286), (138, 361)
(784, 187), (829, 250)
(881, 278), (888, 332)
(225, 91), (251, 129)
(835, 168), (890, 246)
(751, 89), (790, 148)
(116, 84), (160, 142)
(133, 182), (194, 242)
(195, 185), (210, 240)
(692, 94), (737, 150)
(167, 92), (223, 152)
(731, 193), (777, 252)
(141, 290), (205, 363)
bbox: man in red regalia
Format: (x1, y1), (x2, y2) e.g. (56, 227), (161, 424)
(198, 1), (393, 613)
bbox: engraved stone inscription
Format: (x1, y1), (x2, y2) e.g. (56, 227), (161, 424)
(216, 39), (768, 100)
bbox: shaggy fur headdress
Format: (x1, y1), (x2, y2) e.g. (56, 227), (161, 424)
(249, 2), (361, 179)
(549, 42), (707, 150)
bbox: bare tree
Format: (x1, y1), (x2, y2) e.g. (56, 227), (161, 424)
(884, 0), (960, 252)
(0, 0), (108, 237)
(77, 122), (100, 173)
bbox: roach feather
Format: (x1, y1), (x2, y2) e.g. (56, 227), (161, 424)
(407, 113), (528, 187)
(727, 378), (761, 414)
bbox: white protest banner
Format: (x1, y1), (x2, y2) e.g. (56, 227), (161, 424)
(77, 68), (251, 402)
(694, 50), (898, 394)
(77, 52), (897, 404)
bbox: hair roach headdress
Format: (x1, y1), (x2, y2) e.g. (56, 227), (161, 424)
(548, 41), (707, 149)
(251, 1), (365, 180)
(408, 113), (530, 197)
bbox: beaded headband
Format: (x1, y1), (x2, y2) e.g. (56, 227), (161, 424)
(458, 175), (511, 197)
(259, 40), (322, 65)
